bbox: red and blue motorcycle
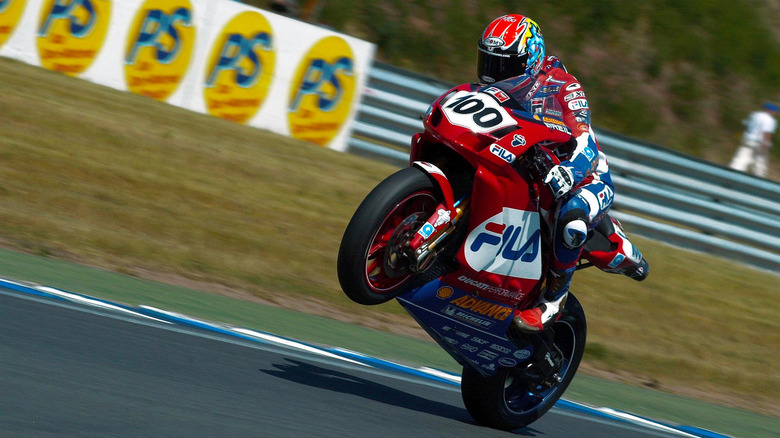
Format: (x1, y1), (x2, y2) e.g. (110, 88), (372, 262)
(337, 81), (648, 430)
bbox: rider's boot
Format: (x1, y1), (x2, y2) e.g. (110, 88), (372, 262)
(581, 215), (650, 282)
(512, 266), (574, 333)
(623, 258), (649, 281)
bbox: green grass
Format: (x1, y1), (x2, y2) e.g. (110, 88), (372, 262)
(0, 54), (778, 427)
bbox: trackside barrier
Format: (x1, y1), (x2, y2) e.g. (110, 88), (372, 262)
(348, 63), (780, 272)
(0, 0), (375, 153)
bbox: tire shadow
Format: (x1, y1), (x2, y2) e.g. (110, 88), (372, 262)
(260, 358), (542, 436)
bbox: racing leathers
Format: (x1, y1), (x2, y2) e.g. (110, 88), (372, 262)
(496, 56), (614, 333)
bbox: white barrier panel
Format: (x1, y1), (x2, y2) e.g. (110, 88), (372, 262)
(0, 0), (375, 152)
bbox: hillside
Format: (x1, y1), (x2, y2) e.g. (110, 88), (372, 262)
(262, 0), (780, 179)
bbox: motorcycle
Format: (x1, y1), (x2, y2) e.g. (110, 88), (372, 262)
(337, 79), (648, 430)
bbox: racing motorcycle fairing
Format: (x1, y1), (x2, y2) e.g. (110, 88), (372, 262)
(409, 84), (574, 308)
(397, 279), (530, 376)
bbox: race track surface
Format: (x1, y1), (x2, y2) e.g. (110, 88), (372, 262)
(0, 289), (693, 437)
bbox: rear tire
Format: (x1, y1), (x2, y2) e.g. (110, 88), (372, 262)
(337, 167), (441, 305)
(461, 294), (587, 430)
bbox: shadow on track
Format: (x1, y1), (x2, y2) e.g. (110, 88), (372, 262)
(261, 359), (469, 420)
(259, 359), (544, 436)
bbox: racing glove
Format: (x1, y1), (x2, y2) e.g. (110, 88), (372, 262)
(544, 165), (574, 199)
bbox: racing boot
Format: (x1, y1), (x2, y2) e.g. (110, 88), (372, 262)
(624, 258), (650, 281)
(512, 266), (574, 334)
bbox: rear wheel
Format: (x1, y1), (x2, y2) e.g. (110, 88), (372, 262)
(461, 294), (587, 430)
(337, 167), (441, 305)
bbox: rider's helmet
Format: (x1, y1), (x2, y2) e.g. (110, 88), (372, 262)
(477, 14), (545, 84)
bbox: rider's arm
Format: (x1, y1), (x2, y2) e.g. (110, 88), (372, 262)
(544, 80), (599, 198)
(565, 131), (599, 183)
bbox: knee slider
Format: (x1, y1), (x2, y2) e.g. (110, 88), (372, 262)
(558, 209), (588, 250)
(563, 219), (587, 249)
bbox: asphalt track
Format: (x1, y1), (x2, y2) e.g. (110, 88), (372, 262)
(0, 288), (695, 438)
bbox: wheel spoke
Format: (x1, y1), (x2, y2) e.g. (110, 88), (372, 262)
(362, 190), (436, 293)
(366, 256), (381, 278)
(367, 242), (384, 260)
(376, 226), (396, 244)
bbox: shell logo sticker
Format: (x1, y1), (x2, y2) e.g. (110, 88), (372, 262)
(124, 0), (195, 101)
(203, 11), (275, 124)
(436, 286), (454, 299)
(288, 35), (355, 147)
(37, 0), (112, 76)
(0, 0), (27, 48)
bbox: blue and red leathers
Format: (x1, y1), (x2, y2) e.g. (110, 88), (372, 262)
(513, 56), (613, 271)
(494, 56), (614, 331)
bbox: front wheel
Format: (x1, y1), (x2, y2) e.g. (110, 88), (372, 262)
(337, 167), (441, 305)
(461, 293), (587, 430)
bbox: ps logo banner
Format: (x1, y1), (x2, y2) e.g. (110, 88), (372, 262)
(204, 11), (275, 124)
(288, 36), (356, 147)
(125, 0), (195, 101)
(0, 0), (26, 48)
(37, 0), (111, 75)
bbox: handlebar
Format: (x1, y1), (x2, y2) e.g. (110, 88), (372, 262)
(514, 144), (555, 179)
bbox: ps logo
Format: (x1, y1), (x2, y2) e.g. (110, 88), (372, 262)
(288, 36), (357, 146)
(289, 57), (353, 112)
(203, 11), (276, 124)
(127, 8), (192, 64)
(39, 0), (96, 37)
(36, 0), (111, 75)
(207, 32), (272, 88)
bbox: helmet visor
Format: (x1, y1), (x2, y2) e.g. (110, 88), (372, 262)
(477, 49), (528, 84)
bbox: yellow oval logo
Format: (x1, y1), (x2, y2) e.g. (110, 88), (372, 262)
(37, 0), (112, 76)
(288, 35), (356, 147)
(203, 10), (275, 124)
(124, 0), (195, 101)
(0, 0), (27, 48)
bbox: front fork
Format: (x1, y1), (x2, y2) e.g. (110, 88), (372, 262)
(406, 161), (468, 272)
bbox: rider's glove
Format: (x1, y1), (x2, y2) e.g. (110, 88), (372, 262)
(544, 165), (574, 199)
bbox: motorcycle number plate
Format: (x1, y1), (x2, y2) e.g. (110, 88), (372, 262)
(441, 91), (516, 133)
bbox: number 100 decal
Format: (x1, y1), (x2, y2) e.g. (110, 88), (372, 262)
(441, 91), (516, 133)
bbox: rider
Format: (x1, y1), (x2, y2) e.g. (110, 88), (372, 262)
(476, 14), (642, 333)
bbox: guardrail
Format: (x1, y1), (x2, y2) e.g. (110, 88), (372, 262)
(347, 62), (780, 271)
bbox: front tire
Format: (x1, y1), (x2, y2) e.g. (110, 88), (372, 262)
(461, 294), (587, 430)
(337, 167), (441, 305)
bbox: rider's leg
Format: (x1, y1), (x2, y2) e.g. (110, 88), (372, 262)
(580, 215), (649, 281)
(513, 182), (613, 333)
